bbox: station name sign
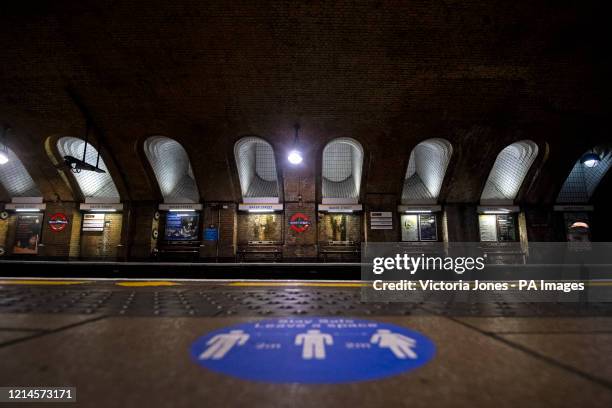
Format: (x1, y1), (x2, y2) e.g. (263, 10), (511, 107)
(318, 204), (362, 213)
(238, 204), (283, 212)
(80, 203), (124, 211)
(158, 203), (203, 211)
(4, 203), (46, 211)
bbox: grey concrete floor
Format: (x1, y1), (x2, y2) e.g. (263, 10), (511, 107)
(0, 279), (611, 407)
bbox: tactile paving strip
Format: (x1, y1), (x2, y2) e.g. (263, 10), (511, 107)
(0, 286), (611, 317)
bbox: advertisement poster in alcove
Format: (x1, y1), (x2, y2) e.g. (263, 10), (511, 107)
(419, 214), (438, 241)
(12, 214), (43, 254)
(165, 213), (200, 241)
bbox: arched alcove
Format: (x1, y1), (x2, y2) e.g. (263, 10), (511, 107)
(322, 138), (364, 204)
(401, 138), (453, 204)
(56, 137), (120, 201)
(481, 140), (539, 204)
(143, 136), (199, 203)
(234, 137), (280, 203)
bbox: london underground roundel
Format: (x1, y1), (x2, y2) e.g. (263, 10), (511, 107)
(48, 213), (69, 232)
(289, 212), (311, 233)
(190, 317), (436, 384)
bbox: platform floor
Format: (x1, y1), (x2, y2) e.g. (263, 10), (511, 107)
(0, 278), (611, 407)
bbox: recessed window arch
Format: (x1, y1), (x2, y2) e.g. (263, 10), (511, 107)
(556, 147), (612, 203)
(322, 137), (364, 204)
(480, 140), (539, 204)
(402, 138), (452, 204)
(143, 136), (199, 203)
(234, 137), (280, 203)
(56, 137), (120, 201)
(0, 147), (41, 198)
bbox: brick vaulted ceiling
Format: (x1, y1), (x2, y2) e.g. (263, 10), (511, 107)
(0, 1), (611, 204)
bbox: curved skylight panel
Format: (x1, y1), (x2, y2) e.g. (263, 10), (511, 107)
(143, 136), (199, 203)
(0, 147), (41, 197)
(557, 149), (612, 203)
(56, 137), (120, 200)
(234, 137), (280, 201)
(480, 140), (539, 204)
(322, 138), (364, 201)
(402, 138), (453, 204)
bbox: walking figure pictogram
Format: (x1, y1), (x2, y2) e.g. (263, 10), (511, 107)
(370, 329), (418, 359)
(199, 330), (250, 360)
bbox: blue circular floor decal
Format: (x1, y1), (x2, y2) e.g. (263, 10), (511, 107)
(190, 317), (436, 383)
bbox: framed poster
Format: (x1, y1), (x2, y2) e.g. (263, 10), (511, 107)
(12, 213), (43, 254)
(418, 214), (438, 241)
(479, 214), (497, 242)
(246, 214), (279, 242)
(165, 212), (199, 241)
(496, 214), (517, 242)
(400, 214), (419, 241)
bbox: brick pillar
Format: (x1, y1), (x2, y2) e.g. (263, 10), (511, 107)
(40, 202), (80, 259)
(523, 206), (557, 242)
(199, 203), (236, 260)
(282, 155), (317, 260)
(126, 201), (158, 261)
(217, 203), (237, 260)
(200, 203), (236, 260)
(283, 202), (317, 260)
(444, 204), (479, 242)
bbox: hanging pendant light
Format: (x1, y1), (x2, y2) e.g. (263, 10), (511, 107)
(288, 123), (303, 165)
(580, 151), (600, 168)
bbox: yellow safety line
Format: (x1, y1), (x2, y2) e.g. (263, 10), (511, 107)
(230, 281), (612, 288)
(228, 282), (367, 288)
(0, 280), (86, 285)
(585, 281), (612, 286)
(115, 281), (181, 287)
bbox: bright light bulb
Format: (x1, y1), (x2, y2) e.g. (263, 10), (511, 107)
(0, 151), (8, 165)
(288, 149), (303, 165)
(581, 152), (600, 168)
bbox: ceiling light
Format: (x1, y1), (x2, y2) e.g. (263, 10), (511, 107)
(288, 123), (303, 165)
(0, 151), (8, 165)
(288, 149), (303, 165)
(580, 152), (600, 168)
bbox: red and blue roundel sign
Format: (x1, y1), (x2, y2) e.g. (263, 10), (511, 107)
(48, 213), (69, 232)
(190, 317), (436, 384)
(289, 212), (311, 233)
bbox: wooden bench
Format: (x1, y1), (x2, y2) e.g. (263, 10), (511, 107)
(157, 242), (200, 261)
(237, 243), (283, 262)
(319, 241), (360, 262)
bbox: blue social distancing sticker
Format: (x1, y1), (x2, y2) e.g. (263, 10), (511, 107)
(190, 317), (436, 383)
